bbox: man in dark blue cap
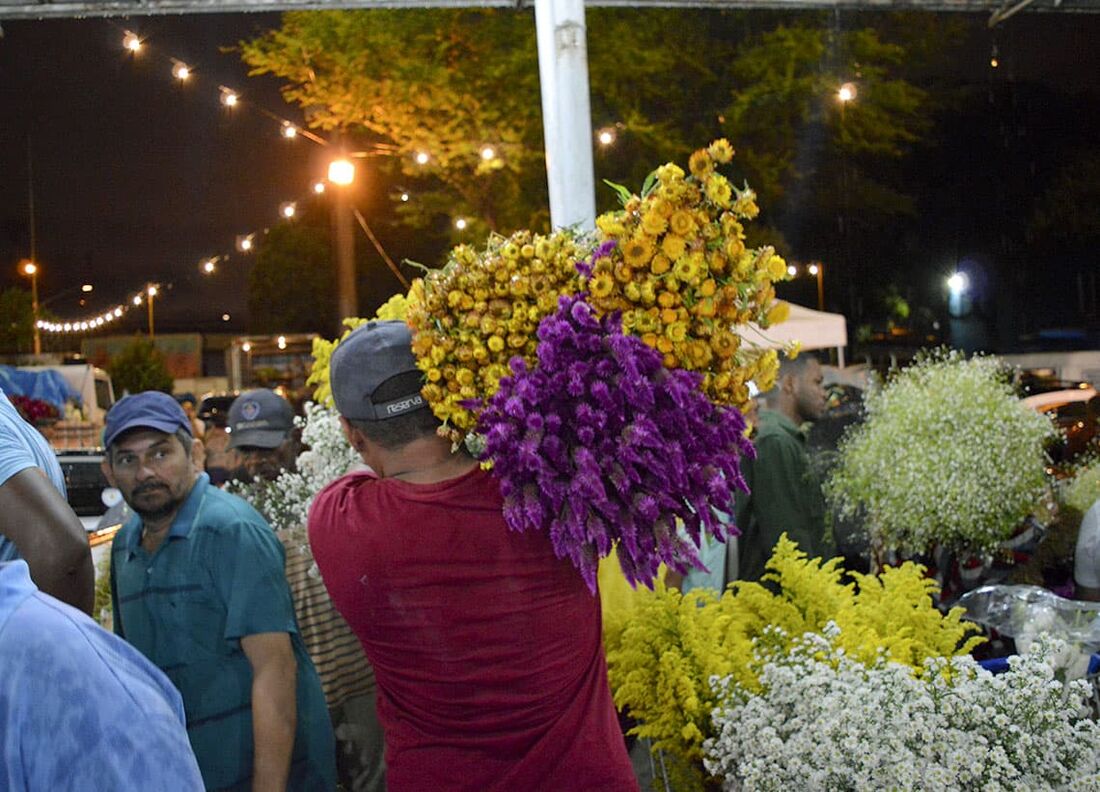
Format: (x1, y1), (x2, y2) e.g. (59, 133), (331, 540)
(102, 391), (336, 792)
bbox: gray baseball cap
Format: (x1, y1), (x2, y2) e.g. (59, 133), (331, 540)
(227, 389), (294, 449)
(330, 320), (426, 421)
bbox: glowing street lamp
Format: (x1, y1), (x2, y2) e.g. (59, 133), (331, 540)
(18, 259), (40, 355)
(947, 272), (969, 296)
(328, 157), (358, 322)
(145, 284), (158, 338)
(328, 158), (356, 186)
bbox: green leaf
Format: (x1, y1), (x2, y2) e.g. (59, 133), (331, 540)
(640, 169), (658, 199)
(603, 179), (635, 207)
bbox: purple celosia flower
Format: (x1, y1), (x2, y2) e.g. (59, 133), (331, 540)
(477, 293), (755, 594)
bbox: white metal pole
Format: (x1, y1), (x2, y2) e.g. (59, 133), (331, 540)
(534, 0), (596, 232)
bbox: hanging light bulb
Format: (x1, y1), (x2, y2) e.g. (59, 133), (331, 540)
(312, 181), (326, 195)
(415, 151), (430, 166)
(597, 128), (616, 146)
(133, 295), (143, 306)
(281, 122), (298, 139)
(220, 87), (239, 108)
(114, 307), (123, 318)
(454, 217), (468, 231)
(222, 313), (231, 322)
(241, 342), (252, 353)
(237, 234), (254, 253)
(201, 259), (217, 275)
(171, 59), (191, 81)
(122, 31), (142, 53)
(277, 336), (287, 350)
(400, 192), (410, 202)
(837, 83), (857, 103)
(787, 264), (798, 277)
(480, 145), (496, 161)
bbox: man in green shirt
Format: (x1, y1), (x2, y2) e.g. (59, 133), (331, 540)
(104, 392), (336, 791)
(736, 355), (835, 582)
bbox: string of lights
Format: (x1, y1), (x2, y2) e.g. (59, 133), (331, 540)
(36, 282), (163, 335)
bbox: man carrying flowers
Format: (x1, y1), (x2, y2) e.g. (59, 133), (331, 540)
(308, 320), (638, 792)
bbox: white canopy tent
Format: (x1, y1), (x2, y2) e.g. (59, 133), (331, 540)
(739, 302), (849, 367)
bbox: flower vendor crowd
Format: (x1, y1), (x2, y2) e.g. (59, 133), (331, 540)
(3, 142), (1100, 791)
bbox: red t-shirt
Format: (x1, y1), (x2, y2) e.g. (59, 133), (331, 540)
(308, 466), (638, 792)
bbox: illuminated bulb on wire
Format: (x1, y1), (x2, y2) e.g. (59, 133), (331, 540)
(133, 295), (142, 306)
(280, 202), (297, 220)
(241, 342), (252, 352)
(171, 60), (191, 81)
(787, 264), (798, 277)
(222, 314), (231, 322)
(281, 122), (298, 139)
(312, 181), (326, 195)
(400, 192), (410, 202)
(455, 218), (468, 231)
(202, 259), (216, 274)
(147, 285), (158, 298)
(63, 323), (72, 332)
(808, 264), (820, 276)
(415, 151), (430, 166)
(480, 145), (496, 161)
(123, 31), (142, 53)
(237, 235), (254, 253)
(837, 83), (857, 103)
(597, 128), (615, 146)
(220, 88), (239, 108)
(277, 336), (287, 350)
(114, 307), (123, 318)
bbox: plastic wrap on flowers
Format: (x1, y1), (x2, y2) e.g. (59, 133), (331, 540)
(477, 293), (754, 593)
(406, 229), (585, 442)
(583, 139), (792, 412)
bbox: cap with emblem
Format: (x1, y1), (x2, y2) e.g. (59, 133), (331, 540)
(330, 320), (425, 421)
(227, 389), (294, 449)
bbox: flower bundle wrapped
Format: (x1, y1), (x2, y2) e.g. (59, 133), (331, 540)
(585, 139), (790, 411)
(405, 229), (584, 441)
(825, 349), (1056, 559)
(478, 294), (753, 592)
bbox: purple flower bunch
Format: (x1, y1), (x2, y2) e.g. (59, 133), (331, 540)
(478, 293), (754, 593)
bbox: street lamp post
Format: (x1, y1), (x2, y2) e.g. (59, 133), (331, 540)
(328, 157), (358, 323)
(147, 284), (158, 338)
(19, 259), (41, 355)
(808, 262), (825, 312)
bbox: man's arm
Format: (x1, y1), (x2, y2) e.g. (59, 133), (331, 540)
(0, 467), (94, 614)
(241, 631), (298, 792)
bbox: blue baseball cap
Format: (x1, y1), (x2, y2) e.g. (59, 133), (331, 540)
(103, 391), (193, 449)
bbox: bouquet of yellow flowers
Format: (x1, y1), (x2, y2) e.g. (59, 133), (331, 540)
(404, 229), (584, 442)
(584, 139), (790, 411)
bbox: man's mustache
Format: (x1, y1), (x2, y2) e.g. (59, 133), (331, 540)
(133, 482), (169, 496)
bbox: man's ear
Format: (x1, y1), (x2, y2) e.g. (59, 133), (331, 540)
(780, 371), (796, 396)
(340, 416), (367, 455)
(190, 438), (206, 474)
(101, 456), (116, 488)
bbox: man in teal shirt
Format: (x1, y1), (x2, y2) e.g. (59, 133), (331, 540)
(736, 355), (835, 581)
(104, 392), (335, 791)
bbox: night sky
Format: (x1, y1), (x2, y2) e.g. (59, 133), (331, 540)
(1, 9), (1099, 341)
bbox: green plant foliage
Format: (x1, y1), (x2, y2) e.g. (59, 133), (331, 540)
(825, 350), (1056, 557)
(0, 287), (35, 354)
(106, 337), (174, 396)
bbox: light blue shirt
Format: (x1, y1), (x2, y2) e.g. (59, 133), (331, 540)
(0, 560), (204, 791)
(0, 389), (67, 562)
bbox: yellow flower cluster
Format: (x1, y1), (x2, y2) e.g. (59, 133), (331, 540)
(587, 139), (790, 409)
(604, 536), (984, 789)
(404, 229), (583, 441)
(306, 287), (422, 407)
